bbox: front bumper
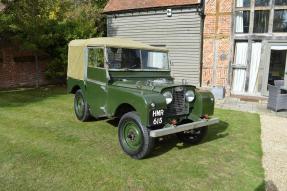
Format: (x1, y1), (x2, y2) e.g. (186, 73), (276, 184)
(149, 118), (219, 138)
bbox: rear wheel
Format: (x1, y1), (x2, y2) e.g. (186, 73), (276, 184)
(118, 112), (154, 159)
(74, 89), (91, 122)
(177, 123), (208, 145)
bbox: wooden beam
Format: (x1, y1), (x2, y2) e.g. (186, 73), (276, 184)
(244, 0), (256, 92)
(205, 12), (232, 16)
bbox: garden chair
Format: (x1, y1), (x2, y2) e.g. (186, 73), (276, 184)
(267, 80), (287, 112)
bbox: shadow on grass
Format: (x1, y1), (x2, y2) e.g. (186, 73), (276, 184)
(149, 120), (229, 158)
(0, 86), (66, 107)
(106, 118), (119, 127)
(255, 180), (278, 191)
(255, 181), (265, 191)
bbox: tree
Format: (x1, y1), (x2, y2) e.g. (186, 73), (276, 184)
(0, 0), (108, 83)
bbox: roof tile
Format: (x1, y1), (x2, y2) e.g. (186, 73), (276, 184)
(104, 0), (199, 13)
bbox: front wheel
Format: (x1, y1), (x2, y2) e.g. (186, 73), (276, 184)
(177, 126), (208, 145)
(118, 112), (154, 159)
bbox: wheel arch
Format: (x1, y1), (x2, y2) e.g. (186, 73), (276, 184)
(71, 85), (81, 94)
(114, 103), (136, 119)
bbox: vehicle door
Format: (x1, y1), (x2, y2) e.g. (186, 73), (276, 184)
(85, 47), (108, 117)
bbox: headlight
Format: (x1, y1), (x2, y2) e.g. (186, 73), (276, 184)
(163, 91), (173, 104)
(185, 90), (195, 102)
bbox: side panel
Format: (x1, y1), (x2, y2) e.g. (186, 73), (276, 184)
(107, 7), (202, 86)
(86, 67), (108, 117)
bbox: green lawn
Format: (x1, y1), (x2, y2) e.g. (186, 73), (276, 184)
(0, 87), (265, 191)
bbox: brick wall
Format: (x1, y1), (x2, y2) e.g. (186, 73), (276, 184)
(0, 46), (49, 89)
(202, 0), (233, 91)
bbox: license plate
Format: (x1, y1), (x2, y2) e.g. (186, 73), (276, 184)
(150, 109), (165, 125)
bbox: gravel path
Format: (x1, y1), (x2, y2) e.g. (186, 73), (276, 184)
(260, 115), (287, 191)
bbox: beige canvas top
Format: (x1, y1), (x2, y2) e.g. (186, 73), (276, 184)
(67, 37), (168, 80)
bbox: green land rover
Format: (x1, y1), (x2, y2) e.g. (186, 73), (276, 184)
(67, 37), (219, 159)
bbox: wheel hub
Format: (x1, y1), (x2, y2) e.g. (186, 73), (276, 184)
(127, 131), (136, 142)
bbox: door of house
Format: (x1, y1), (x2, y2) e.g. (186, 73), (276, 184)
(231, 42), (262, 95)
(262, 43), (287, 96)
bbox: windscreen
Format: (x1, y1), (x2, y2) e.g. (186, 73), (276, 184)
(107, 47), (169, 70)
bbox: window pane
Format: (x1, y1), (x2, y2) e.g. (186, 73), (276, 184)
(107, 48), (141, 69)
(273, 10), (287, 32)
(248, 43), (262, 94)
(275, 0), (287, 5)
(236, 0), (250, 7)
(232, 42), (248, 93)
(235, 11), (250, 33)
(253, 10), (269, 33)
(255, 0), (270, 6)
(141, 51), (169, 70)
(88, 48), (105, 68)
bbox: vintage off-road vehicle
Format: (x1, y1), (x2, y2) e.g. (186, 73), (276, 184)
(67, 37), (219, 159)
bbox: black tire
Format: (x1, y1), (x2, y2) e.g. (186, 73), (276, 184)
(74, 89), (91, 122)
(118, 112), (154, 159)
(177, 126), (208, 145)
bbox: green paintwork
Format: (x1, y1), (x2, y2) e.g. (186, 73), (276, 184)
(86, 67), (108, 116)
(67, 45), (216, 129)
(122, 120), (142, 151)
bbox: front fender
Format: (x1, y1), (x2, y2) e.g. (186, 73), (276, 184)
(107, 86), (166, 126)
(189, 90), (215, 121)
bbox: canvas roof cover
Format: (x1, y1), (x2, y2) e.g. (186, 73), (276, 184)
(68, 37), (168, 80)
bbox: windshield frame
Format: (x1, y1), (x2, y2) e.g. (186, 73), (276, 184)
(105, 46), (170, 72)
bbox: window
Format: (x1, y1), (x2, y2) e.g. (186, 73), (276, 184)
(107, 47), (169, 70)
(273, 10), (287, 32)
(236, 0), (250, 7)
(235, 11), (250, 33)
(275, 0), (287, 5)
(88, 48), (104, 68)
(235, 0), (287, 33)
(254, 10), (270, 33)
(255, 0), (270, 6)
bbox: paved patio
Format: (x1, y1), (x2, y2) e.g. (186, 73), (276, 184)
(215, 97), (287, 191)
(216, 97), (287, 118)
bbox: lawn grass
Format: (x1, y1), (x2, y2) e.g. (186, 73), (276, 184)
(0, 87), (265, 191)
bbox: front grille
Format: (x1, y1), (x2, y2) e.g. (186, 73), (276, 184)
(165, 87), (189, 116)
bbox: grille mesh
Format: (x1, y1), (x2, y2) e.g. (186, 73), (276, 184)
(165, 87), (189, 116)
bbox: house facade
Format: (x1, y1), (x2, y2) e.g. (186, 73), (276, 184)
(104, 0), (287, 97)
